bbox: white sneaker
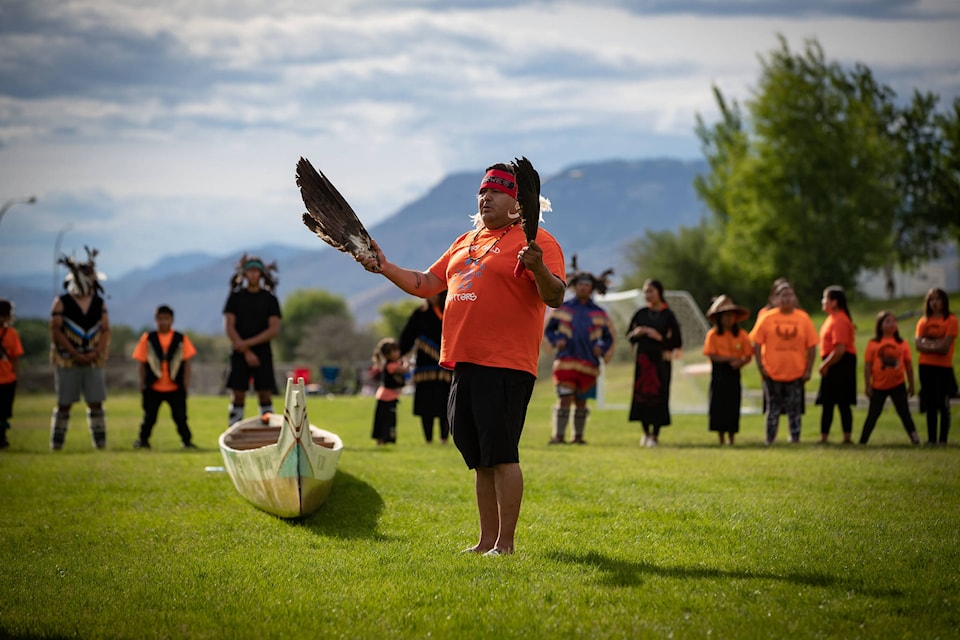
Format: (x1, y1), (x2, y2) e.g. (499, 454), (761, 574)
(646, 437), (658, 448)
(640, 436), (649, 447)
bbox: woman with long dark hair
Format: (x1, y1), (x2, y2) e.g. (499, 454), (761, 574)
(915, 288), (957, 446)
(816, 286), (857, 444)
(627, 279), (681, 447)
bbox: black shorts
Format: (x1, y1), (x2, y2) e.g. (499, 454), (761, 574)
(448, 363), (535, 469)
(226, 350), (278, 394)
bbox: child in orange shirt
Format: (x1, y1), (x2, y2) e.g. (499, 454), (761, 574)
(702, 295), (752, 445)
(0, 299), (26, 449)
(131, 305), (198, 449)
(859, 311), (919, 445)
(371, 338), (410, 445)
(914, 287), (957, 446)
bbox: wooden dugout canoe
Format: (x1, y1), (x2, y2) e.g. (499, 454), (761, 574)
(218, 377), (343, 518)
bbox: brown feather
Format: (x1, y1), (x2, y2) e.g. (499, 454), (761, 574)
(511, 156), (541, 243)
(296, 157), (379, 268)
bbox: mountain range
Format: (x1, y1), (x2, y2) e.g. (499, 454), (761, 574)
(1, 158), (708, 333)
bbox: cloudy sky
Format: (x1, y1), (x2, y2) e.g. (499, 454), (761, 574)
(1, 0), (958, 279)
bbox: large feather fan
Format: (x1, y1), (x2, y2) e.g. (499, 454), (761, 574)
(511, 156), (541, 277)
(297, 157), (380, 269)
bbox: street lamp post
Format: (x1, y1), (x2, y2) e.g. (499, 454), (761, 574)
(0, 196), (38, 229)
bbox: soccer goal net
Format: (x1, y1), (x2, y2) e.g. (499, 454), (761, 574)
(593, 288), (714, 413)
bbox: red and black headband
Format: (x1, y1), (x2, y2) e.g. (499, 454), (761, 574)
(478, 169), (517, 199)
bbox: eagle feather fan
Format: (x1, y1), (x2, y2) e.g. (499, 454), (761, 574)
(297, 157), (380, 269)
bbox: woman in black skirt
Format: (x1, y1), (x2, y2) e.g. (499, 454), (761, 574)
(702, 295), (753, 445)
(627, 279), (682, 447)
(815, 286), (857, 444)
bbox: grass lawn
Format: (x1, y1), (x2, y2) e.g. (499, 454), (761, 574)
(2, 364), (958, 639)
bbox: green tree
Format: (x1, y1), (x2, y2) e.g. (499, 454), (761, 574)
(376, 298), (422, 341)
(108, 324), (138, 359)
(621, 223), (745, 311)
(294, 315), (378, 380)
(12, 318), (50, 365)
(278, 289), (351, 360)
(686, 35), (960, 307)
(881, 92), (960, 297)
(937, 98), (960, 245)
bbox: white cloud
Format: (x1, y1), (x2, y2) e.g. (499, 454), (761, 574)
(1, 0), (958, 277)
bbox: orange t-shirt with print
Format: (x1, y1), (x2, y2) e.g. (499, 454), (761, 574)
(430, 224), (565, 377)
(865, 337), (912, 391)
(0, 326), (25, 385)
(915, 314), (958, 368)
(703, 327), (752, 361)
(819, 311), (856, 358)
(132, 330), (197, 392)
(749, 308), (818, 382)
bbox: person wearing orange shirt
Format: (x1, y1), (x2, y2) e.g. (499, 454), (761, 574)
(859, 311), (919, 445)
(132, 305), (198, 450)
(815, 286), (857, 444)
(355, 160), (565, 557)
(914, 288), (958, 446)
(370, 338), (410, 445)
(702, 295), (752, 445)
(0, 298), (26, 449)
(750, 281), (818, 445)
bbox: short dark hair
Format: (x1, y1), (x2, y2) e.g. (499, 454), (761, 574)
(155, 305), (174, 318)
(0, 299), (11, 318)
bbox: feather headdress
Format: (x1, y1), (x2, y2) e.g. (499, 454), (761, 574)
(230, 252), (278, 293)
(59, 246), (106, 297)
(297, 157), (379, 269)
(566, 255), (613, 295)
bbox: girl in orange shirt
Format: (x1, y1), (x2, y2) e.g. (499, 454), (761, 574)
(371, 338), (410, 445)
(702, 295), (752, 445)
(815, 286), (857, 444)
(914, 287), (957, 446)
(859, 311), (919, 445)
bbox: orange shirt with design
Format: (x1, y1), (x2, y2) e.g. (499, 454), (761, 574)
(915, 314), (957, 368)
(819, 311), (856, 358)
(749, 308), (818, 382)
(703, 327), (752, 361)
(0, 327), (25, 385)
(132, 331), (197, 392)
(430, 225), (565, 377)
(865, 337), (912, 391)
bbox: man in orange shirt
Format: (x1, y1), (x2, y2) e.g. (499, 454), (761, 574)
(750, 281), (818, 444)
(132, 305), (198, 450)
(356, 161), (566, 556)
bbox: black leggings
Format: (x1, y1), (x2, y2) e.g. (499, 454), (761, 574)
(919, 364), (954, 444)
(859, 384), (916, 444)
(820, 402), (853, 435)
(421, 415), (450, 443)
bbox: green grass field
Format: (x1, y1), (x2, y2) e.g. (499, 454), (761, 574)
(2, 360), (958, 639)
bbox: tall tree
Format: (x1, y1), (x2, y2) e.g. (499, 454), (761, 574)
(278, 289), (351, 360)
(703, 37), (899, 304)
(881, 91), (960, 297)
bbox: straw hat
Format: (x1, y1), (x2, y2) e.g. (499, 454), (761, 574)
(706, 294), (749, 323)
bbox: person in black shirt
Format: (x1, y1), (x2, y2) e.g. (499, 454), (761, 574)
(223, 254), (282, 426)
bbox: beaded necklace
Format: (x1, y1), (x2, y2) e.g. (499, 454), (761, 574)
(467, 222), (518, 264)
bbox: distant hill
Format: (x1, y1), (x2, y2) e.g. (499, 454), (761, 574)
(1, 157), (709, 333)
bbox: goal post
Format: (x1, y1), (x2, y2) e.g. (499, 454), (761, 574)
(593, 288), (712, 413)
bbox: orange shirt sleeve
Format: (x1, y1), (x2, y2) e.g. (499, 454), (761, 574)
(131, 333), (150, 363)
